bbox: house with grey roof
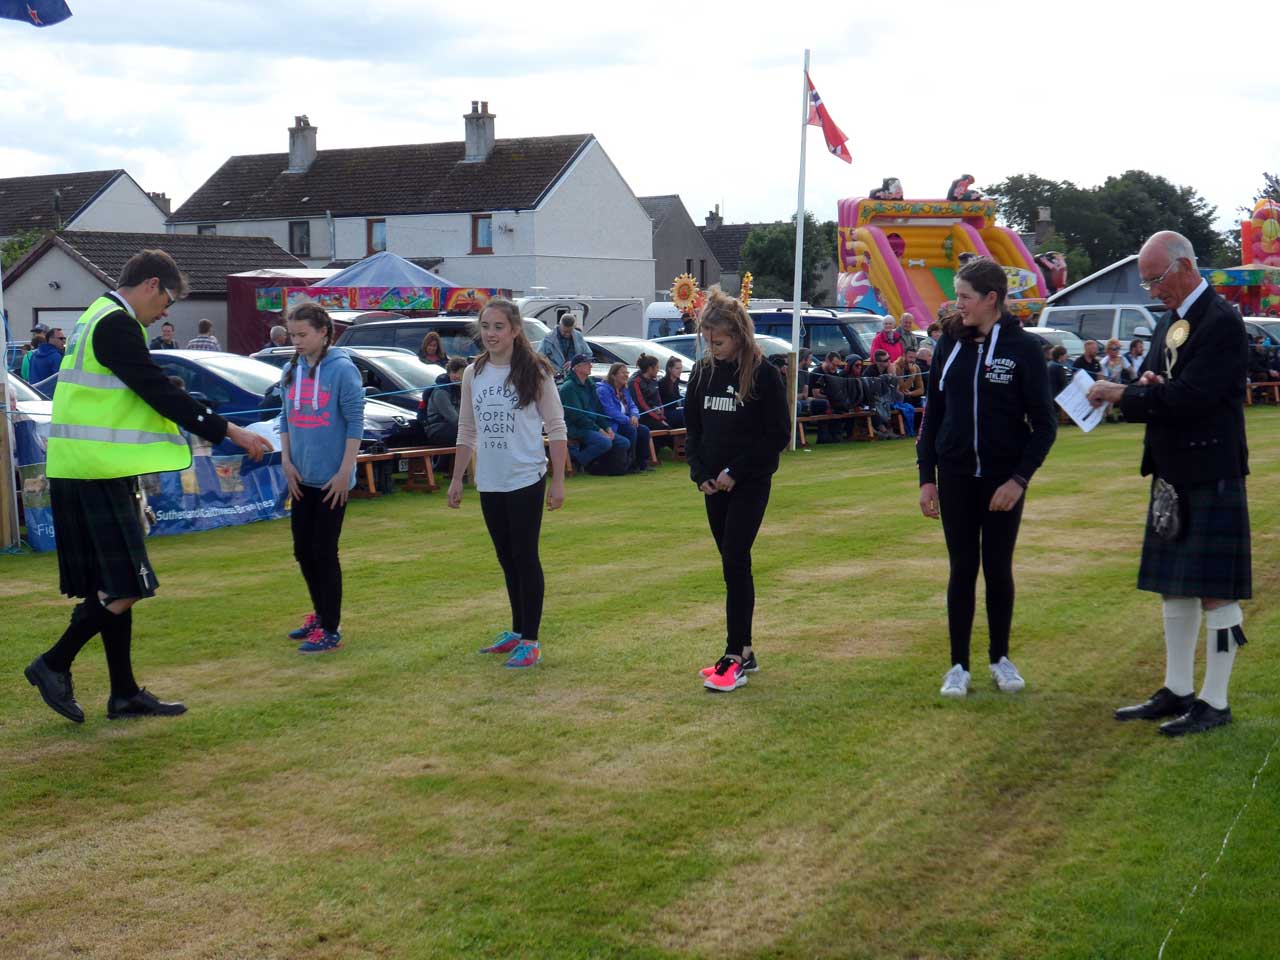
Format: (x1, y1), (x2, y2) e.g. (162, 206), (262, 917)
(0, 170), (169, 243)
(168, 105), (654, 302)
(638, 195), (721, 299)
(697, 206), (781, 296)
(3, 230), (305, 346)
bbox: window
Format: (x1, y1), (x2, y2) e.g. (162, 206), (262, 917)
(197, 224), (216, 236)
(289, 221), (310, 257)
(367, 219), (386, 255)
(699, 259), (707, 286)
(1119, 309), (1149, 340)
(471, 214), (493, 254)
(685, 258), (694, 275)
(808, 323), (848, 359)
(1078, 310), (1115, 343)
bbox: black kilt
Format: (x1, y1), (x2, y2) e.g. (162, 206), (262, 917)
(50, 477), (159, 601)
(1138, 477), (1251, 599)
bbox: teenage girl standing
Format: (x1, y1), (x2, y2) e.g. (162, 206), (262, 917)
(917, 258), (1057, 696)
(686, 290), (791, 692)
(280, 302), (365, 653)
(449, 299), (567, 668)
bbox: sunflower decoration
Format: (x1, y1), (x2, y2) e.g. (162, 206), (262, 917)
(739, 271), (753, 308)
(671, 273), (700, 315)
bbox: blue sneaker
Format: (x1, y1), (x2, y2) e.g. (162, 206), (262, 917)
(288, 613), (319, 640)
(298, 627), (342, 654)
(480, 631), (522, 654)
(503, 640), (541, 668)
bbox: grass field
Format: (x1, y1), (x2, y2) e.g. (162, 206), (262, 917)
(2, 410), (1278, 960)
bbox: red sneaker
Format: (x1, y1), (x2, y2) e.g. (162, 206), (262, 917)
(703, 657), (747, 692)
(479, 631), (522, 654)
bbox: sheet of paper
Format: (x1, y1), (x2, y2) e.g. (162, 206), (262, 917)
(1055, 369), (1107, 433)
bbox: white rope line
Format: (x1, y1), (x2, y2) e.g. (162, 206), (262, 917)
(1156, 729), (1280, 959)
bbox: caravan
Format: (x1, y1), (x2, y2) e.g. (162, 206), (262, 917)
(514, 296), (645, 338)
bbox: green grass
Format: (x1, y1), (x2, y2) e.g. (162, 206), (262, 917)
(2, 410), (1278, 960)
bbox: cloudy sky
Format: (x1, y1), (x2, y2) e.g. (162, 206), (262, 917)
(2, 0), (1273, 237)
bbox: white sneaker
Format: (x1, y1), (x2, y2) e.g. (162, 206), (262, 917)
(990, 656), (1025, 692)
(940, 664), (970, 697)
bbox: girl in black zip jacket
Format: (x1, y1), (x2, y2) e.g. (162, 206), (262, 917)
(686, 289), (791, 693)
(917, 259), (1057, 698)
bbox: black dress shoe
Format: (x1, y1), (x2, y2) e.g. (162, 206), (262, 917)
(1160, 699), (1232, 737)
(1114, 687), (1195, 721)
(24, 655), (85, 724)
(107, 688), (188, 720)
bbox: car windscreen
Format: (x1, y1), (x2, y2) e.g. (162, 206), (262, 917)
(7, 374), (44, 403)
(369, 353), (443, 388)
(195, 355), (282, 395)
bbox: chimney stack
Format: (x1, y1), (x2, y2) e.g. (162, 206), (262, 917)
(463, 100), (496, 163)
(148, 191), (171, 214)
(705, 204), (723, 230)
(287, 115), (317, 174)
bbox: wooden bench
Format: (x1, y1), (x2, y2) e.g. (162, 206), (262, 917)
(1249, 381), (1280, 404)
(797, 411), (875, 445)
(647, 427), (687, 463)
(352, 446), (462, 498)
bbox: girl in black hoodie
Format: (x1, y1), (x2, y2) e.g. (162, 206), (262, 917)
(917, 258), (1056, 698)
(686, 290), (791, 693)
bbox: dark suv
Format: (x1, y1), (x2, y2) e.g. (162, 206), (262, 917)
(748, 309), (871, 361)
(335, 316), (551, 357)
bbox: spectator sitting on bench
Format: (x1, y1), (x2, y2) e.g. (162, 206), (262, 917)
(1073, 339), (1102, 379)
(1248, 336), (1280, 383)
(844, 355), (864, 378)
(916, 344), (933, 373)
(871, 316), (905, 364)
(422, 357), (466, 449)
(797, 348), (828, 417)
(862, 349), (899, 438)
(559, 354), (629, 470)
(598, 362), (653, 473)
(1098, 338), (1131, 383)
(813, 352), (854, 441)
(896, 346), (925, 409)
(1124, 338), (1146, 375)
(629, 353), (669, 433)
(658, 355), (685, 428)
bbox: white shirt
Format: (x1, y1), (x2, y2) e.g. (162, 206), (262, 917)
(456, 361), (567, 493)
(1176, 277), (1208, 319)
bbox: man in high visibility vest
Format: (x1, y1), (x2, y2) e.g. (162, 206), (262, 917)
(24, 249), (272, 724)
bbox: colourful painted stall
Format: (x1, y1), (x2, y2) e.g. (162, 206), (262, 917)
(837, 198), (1048, 322)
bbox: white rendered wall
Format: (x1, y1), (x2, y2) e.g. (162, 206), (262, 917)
(68, 175), (167, 234)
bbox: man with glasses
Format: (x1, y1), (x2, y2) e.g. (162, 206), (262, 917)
(24, 249), (272, 725)
(26, 326), (66, 384)
(1088, 231), (1251, 737)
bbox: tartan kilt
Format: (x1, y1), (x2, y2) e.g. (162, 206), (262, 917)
(1138, 477), (1251, 599)
(50, 477), (159, 601)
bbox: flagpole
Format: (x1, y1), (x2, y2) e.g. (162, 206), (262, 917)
(789, 48), (809, 452)
(0, 259), (19, 549)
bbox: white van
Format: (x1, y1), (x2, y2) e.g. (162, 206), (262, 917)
(1038, 303), (1165, 346)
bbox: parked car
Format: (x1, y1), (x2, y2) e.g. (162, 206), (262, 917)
(1244, 318), (1280, 346)
(1038, 303), (1166, 346)
(1021, 326), (1087, 360)
(585, 336), (695, 385)
(652, 333), (796, 363)
(748, 308), (872, 360)
(6, 373), (52, 440)
(335, 315), (551, 358)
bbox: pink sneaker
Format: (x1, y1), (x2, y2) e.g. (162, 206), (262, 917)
(703, 657), (747, 692)
(699, 651), (757, 677)
(479, 631), (522, 654)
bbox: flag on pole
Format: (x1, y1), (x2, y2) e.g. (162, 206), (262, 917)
(805, 72), (851, 164)
(0, 1), (72, 27)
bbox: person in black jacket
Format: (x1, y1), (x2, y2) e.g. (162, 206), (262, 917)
(686, 289), (791, 693)
(917, 258), (1057, 698)
(1089, 231), (1251, 737)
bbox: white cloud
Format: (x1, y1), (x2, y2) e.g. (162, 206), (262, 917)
(1, 0), (1271, 246)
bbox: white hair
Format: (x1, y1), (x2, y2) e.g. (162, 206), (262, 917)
(1144, 231), (1198, 269)
(270, 325), (287, 338)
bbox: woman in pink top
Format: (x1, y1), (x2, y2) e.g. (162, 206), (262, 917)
(870, 316), (905, 364)
(449, 299), (567, 668)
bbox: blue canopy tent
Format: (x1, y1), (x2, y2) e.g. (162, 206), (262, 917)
(323, 252), (453, 288)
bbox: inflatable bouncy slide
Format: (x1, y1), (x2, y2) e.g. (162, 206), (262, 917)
(837, 181), (1049, 322)
(1206, 198), (1280, 317)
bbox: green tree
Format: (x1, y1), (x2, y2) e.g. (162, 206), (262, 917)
(1, 228), (45, 271)
(740, 212), (833, 305)
(1034, 231), (1092, 288)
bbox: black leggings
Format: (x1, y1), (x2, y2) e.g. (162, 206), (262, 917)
(479, 476), (546, 642)
(704, 478), (772, 656)
(292, 485), (347, 634)
(938, 473), (1024, 671)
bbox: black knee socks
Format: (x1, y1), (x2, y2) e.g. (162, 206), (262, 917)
(101, 607), (140, 701)
(42, 596), (108, 673)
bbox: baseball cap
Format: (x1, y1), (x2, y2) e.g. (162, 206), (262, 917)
(569, 353), (592, 366)
(31, 322), (49, 333)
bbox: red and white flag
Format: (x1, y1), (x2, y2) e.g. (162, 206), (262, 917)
(805, 72), (851, 164)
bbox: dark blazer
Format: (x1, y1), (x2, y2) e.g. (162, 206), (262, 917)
(1120, 285), (1249, 484)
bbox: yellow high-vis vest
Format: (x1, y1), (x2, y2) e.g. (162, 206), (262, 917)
(45, 295), (191, 480)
